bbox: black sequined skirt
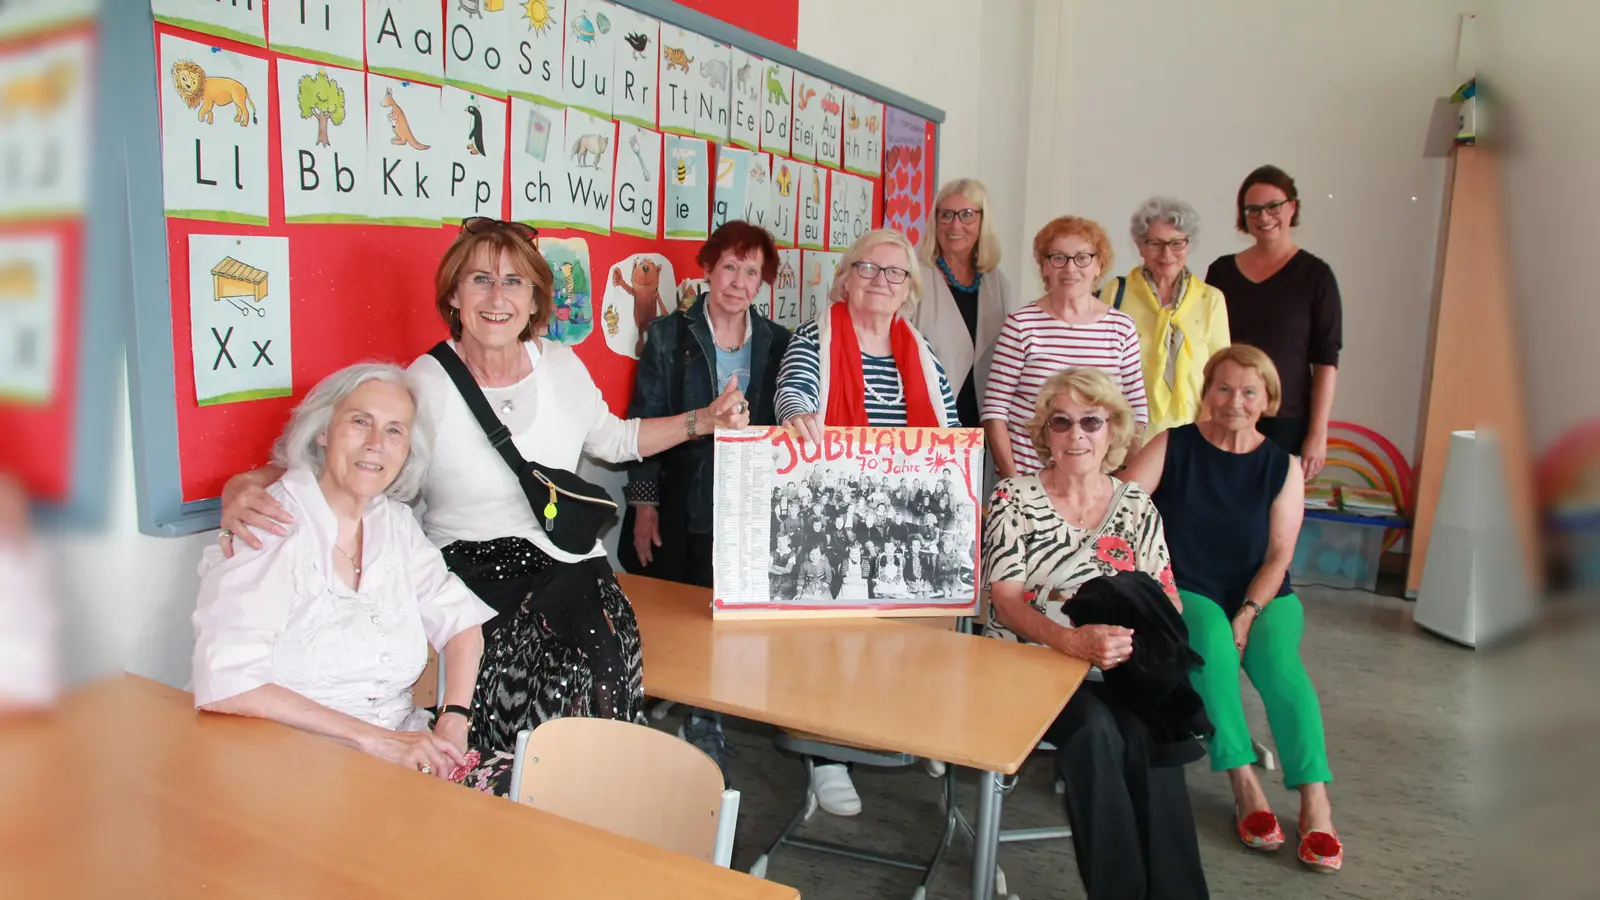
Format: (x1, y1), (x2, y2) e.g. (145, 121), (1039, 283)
(441, 537), (645, 797)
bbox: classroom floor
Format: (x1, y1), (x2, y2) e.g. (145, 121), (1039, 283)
(677, 585), (1473, 900)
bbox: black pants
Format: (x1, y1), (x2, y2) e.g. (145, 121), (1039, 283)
(1256, 415), (1308, 458)
(619, 507), (714, 588)
(1047, 681), (1209, 900)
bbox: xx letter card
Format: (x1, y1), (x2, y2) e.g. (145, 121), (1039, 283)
(0, 34), (93, 220)
(843, 93), (883, 178)
(759, 61), (792, 156)
(0, 235), (61, 404)
(366, 0), (444, 85)
(800, 250), (840, 324)
(600, 253), (675, 359)
(277, 60), (368, 224)
(772, 247), (801, 330)
(795, 161), (825, 251)
(727, 49), (763, 151)
(610, 121), (661, 239)
(159, 34), (270, 225)
(657, 24), (697, 137)
(562, 1), (615, 119)
(268, 0), (365, 71)
(789, 72), (819, 163)
(692, 39), (731, 144)
(815, 82), (844, 170)
(445, 0), (512, 98)
(560, 108), (616, 235)
(506, 0), (564, 105)
(189, 234), (292, 406)
(711, 145), (750, 232)
(365, 74), (444, 227)
(710, 426), (984, 618)
(440, 86), (508, 221)
(608, 5), (658, 129)
(509, 97), (567, 229)
(663, 134), (709, 241)
(767, 155), (799, 249)
(151, 0), (265, 48)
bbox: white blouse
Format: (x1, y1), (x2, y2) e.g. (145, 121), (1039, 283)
(408, 339), (641, 563)
(192, 466), (496, 730)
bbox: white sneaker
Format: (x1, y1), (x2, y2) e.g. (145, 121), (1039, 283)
(810, 763), (862, 816)
(923, 757), (946, 777)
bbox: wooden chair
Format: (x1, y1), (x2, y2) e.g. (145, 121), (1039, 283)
(510, 717), (741, 868)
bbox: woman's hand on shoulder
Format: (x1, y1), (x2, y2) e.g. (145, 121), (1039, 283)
(219, 468), (293, 557)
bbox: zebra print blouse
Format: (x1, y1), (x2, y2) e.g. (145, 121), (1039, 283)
(982, 474), (1176, 643)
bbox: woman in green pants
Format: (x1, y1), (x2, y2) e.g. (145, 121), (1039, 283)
(1122, 344), (1342, 873)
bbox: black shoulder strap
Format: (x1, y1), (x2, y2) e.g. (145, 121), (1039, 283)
(1113, 276), (1126, 310)
(427, 341), (527, 476)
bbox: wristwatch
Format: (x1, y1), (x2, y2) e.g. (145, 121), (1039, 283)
(436, 704), (472, 722)
(1239, 600), (1264, 618)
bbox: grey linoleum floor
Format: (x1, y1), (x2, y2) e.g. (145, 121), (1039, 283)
(655, 586), (1474, 899)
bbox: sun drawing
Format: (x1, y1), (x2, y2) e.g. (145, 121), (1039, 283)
(523, 0), (556, 35)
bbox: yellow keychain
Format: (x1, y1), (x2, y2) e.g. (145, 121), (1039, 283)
(543, 483), (558, 530)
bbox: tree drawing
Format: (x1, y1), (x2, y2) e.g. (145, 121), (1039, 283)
(297, 69), (346, 147)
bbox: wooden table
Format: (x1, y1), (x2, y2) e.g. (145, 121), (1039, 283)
(0, 676), (797, 900)
(623, 574), (1089, 900)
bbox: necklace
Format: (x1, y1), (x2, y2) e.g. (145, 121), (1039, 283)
(1048, 471), (1104, 527)
(500, 399), (515, 414)
(937, 255), (982, 292)
(863, 370), (905, 406)
(335, 523), (363, 577)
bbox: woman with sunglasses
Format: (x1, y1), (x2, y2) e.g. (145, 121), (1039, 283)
(984, 367), (1208, 900)
(1204, 166), (1342, 478)
(773, 227), (959, 816)
(910, 179), (1021, 428)
(212, 218), (751, 794)
(982, 216), (1149, 479)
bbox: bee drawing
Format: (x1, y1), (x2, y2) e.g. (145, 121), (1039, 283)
(675, 158), (688, 184)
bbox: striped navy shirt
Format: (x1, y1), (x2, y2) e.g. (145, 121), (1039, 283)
(775, 320), (961, 426)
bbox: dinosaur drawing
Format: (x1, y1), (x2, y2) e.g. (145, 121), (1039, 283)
(465, 100), (485, 155)
(570, 132), (610, 168)
(662, 46), (693, 73)
(612, 259), (667, 356)
(699, 58), (729, 90)
(381, 88), (429, 150)
(764, 66), (788, 106)
(623, 32), (650, 60)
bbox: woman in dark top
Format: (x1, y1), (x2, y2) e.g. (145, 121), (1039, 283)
(1122, 344), (1342, 875)
(1204, 165), (1341, 479)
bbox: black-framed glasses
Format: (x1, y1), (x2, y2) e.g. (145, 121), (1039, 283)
(461, 216), (540, 244)
(1045, 251), (1098, 269)
(1242, 199), (1292, 218)
(852, 261), (910, 284)
(936, 207), (981, 224)
(1047, 414), (1106, 434)
(1142, 238), (1190, 252)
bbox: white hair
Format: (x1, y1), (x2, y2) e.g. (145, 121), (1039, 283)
(270, 362), (431, 502)
(1129, 196), (1202, 243)
(829, 228), (924, 314)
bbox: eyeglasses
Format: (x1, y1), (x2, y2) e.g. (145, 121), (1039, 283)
(1047, 414), (1106, 434)
(460, 216), (540, 245)
(1242, 199), (1292, 218)
(1142, 238), (1190, 252)
(852, 261), (910, 284)
(460, 273), (534, 297)
(1045, 251), (1098, 269)
(936, 208), (981, 224)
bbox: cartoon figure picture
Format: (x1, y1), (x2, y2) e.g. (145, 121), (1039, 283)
(821, 92), (841, 116)
(465, 99), (485, 155)
(670, 146), (697, 186)
(775, 163), (793, 197)
(765, 65), (788, 106)
(865, 113), (879, 133)
(750, 159), (768, 184)
(676, 278), (703, 312)
(628, 133), (651, 180)
(1, 58), (76, 122)
(603, 302), (620, 336)
(795, 83), (816, 110)
(662, 45), (693, 73)
(624, 31), (650, 60)
(523, 0), (557, 35)
(809, 168), (821, 204)
(612, 257), (668, 356)
(296, 69), (346, 146)
(847, 106), (859, 130)
(570, 132), (609, 168)
(545, 248), (592, 345)
(172, 59), (257, 127)
(381, 88), (429, 150)
(777, 259), (797, 290)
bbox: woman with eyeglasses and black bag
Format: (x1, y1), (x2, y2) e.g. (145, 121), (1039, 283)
(1204, 166), (1342, 480)
(213, 218), (751, 794)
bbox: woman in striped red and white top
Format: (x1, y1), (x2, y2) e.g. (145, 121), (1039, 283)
(982, 216), (1148, 477)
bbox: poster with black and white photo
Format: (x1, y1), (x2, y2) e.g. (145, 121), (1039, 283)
(712, 425), (983, 619)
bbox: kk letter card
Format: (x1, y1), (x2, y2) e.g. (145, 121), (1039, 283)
(365, 74), (444, 227)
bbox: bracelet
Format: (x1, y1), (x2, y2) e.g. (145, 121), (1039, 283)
(686, 408), (699, 439)
(436, 704), (472, 722)
(1239, 600), (1263, 618)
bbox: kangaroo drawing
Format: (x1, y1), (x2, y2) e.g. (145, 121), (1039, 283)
(381, 88), (429, 150)
(465, 100), (485, 156)
(570, 132), (610, 168)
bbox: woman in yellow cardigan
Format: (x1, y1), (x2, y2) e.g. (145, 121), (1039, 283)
(1102, 197), (1231, 439)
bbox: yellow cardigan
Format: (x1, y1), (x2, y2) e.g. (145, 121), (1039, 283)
(1101, 268), (1230, 438)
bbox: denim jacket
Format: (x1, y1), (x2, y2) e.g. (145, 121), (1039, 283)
(624, 294), (791, 533)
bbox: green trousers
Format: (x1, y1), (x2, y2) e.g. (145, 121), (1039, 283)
(1180, 590), (1332, 788)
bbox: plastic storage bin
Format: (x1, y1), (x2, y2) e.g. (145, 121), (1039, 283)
(1291, 514), (1388, 592)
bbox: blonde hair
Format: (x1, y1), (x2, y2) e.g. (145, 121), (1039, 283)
(917, 178), (1002, 273)
(1027, 368), (1136, 473)
(1201, 344), (1283, 416)
(1031, 216), (1115, 291)
(829, 228), (924, 314)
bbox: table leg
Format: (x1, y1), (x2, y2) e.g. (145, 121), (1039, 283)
(969, 769), (1003, 899)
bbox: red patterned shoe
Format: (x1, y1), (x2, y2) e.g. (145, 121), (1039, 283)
(1297, 829), (1343, 873)
(1236, 808), (1285, 851)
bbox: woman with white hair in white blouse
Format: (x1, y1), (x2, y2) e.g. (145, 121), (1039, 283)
(193, 363), (496, 783)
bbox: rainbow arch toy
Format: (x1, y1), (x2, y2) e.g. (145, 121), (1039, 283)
(1536, 418), (1600, 514)
(1316, 421), (1414, 552)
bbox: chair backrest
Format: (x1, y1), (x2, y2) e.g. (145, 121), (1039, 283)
(512, 717), (732, 865)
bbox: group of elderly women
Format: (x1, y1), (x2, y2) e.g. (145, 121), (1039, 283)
(193, 162), (1344, 898)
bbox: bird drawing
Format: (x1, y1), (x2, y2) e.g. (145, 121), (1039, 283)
(623, 32), (650, 60)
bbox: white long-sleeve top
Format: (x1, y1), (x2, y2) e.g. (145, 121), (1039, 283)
(192, 466), (495, 730)
(408, 339), (640, 563)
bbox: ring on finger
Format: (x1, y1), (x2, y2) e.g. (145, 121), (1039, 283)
(219, 528), (232, 540)
(418, 763), (433, 774)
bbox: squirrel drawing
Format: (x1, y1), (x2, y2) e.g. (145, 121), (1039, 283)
(382, 88), (429, 150)
(465, 100), (485, 156)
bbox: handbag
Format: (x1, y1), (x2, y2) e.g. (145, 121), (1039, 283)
(427, 341), (617, 554)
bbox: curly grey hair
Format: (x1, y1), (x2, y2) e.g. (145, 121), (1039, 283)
(270, 362), (432, 502)
(1129, 196), (1201, 243)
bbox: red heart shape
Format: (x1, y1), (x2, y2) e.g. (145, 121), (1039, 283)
(910, 172), (922, 194)
(908, 147), (922, 165)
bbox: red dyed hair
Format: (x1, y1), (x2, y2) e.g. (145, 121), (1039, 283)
(696, 220), (779, 285)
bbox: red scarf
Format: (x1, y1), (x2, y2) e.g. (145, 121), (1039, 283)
(825, 301), (939, 427)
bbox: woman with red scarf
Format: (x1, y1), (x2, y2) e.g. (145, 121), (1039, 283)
(773, 228), (960, 816)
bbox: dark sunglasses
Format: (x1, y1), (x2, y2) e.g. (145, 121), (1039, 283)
(460, 216), (539, 245)
(1047, 414), (1106, 434)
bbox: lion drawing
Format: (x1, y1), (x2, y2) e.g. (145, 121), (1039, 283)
(171, 60), (257, 127)
(0, 59), (77, 122)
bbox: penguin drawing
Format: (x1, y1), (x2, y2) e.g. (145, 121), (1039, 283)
(466, 100), (485, 156)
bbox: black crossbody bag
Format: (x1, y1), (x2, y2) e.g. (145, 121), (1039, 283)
(428, 341), (617, 554)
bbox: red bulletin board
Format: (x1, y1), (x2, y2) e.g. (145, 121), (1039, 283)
(0, 218), (82, 503)
(152, 2), (904, 504)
